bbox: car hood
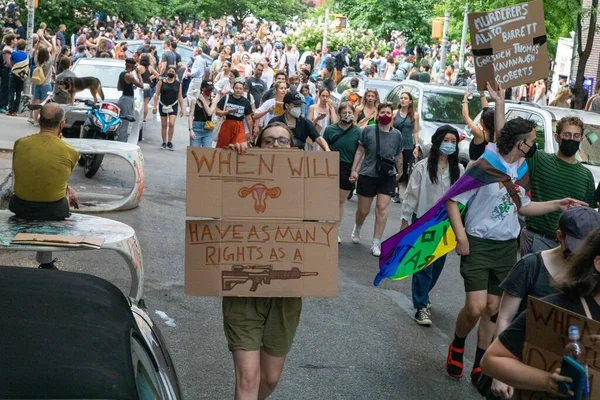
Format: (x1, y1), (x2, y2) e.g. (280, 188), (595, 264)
(74, 87), (121, 103)
(421, 120), (468, 136)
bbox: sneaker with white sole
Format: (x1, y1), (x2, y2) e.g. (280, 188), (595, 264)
(351, 225), (361, 243)
(415, 309), (432, 326)
(370, 242), (381, 257)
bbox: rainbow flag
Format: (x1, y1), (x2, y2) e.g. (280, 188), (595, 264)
(374, 146), (529, 286)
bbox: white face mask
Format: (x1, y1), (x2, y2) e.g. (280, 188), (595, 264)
(341, 113), (354, 122)
(289, 107), (302, 118)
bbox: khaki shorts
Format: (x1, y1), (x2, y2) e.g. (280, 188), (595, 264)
(459, 235), (517, 296)
(222, 297), (302, 357)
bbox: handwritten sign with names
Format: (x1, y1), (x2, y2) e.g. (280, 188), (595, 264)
(468, 0), (549, 91)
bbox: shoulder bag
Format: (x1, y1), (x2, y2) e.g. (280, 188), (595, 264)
(375, 125), (396, 176)
(328, 124), (355, 149)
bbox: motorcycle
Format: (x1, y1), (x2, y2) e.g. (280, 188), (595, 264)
(79, 100), (135, 178)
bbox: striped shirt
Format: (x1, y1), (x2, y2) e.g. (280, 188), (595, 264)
(526, 151), (597, 238)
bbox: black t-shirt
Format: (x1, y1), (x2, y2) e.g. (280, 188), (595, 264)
(118, 71), (134, 97)
(246, 77), (266, 108)
(499, 252), (556, 315)
(242, 40), (252, 52)
(217, 95), (252, 121)
(469, 140), (488, 160)
(499, 294), (600, 359)
(353, 51), (364, 70)
(334, 52), (347, 70)
(179, 36), (192, 44)
(268, 115), (320, 149)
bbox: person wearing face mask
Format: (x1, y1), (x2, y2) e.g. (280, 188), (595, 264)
(400, 126), (465, 326)
(268, 92), (330, 151)
(520, 116), (597, 256)
(9, 104), (79, 269)
(487, 206), (600, 399)
(188, 80), (217, 147)
(349, 103), (403, 257)
(444, 83), (587, 387)
(153, 65), (184, 150)
(323, 102), (361, 243)
(117, 58), (144, 143)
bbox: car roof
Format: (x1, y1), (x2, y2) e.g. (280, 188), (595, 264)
(0, 266), (139, 398)
(73, 57), (125, 67)
(542, 106), (600, 124)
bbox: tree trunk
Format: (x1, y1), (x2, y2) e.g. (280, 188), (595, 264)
(574, 0), (598, 109)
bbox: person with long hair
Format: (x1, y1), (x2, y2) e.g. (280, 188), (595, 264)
(394, 92), (420, 185)
(153, 65), (184, 150)
(222, 122), (302, 400)
(137, 53), (160, 123)
(30, 46), (54, 125)
(323, 102), (361, 243)
(308, 88), (338, 135)
(349, 103), (403, 257)
(462, 91), (495, 161)
(188, 80), (218, 147)
(354, 89), (379, 129)
(482, 226), (600, 398)
(231, 53), (246, 79)
(400, 126), (464, 325)
(487, 207), (600, 399)
(549, 87), (571, 108)
(254, 81), (286, 128)
(383, 55), (395, 80)
(215, 78), (254, 150)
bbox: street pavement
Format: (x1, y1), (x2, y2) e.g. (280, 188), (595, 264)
(0, 113), (483, 399)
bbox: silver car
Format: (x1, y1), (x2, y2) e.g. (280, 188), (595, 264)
(332, 76), (400, 109)
(63, 58), (144, 145)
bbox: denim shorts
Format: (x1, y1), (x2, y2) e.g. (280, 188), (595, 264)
(190, 121), (213, 147)
(33, 83), (52, 101)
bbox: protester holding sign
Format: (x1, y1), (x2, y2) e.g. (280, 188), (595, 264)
(445, 84), (586, 385)
(221, 123), (302, 400)
(399, 125), (464, 326)
(481, 227), (600, 398)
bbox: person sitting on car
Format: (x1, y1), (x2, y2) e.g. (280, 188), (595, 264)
(9, 103), (79, 269)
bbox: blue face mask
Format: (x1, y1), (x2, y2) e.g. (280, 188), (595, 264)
(439, 142), (456, 155)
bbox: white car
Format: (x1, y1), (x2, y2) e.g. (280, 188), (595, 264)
(63, 58), (144, 145)
(461, 103), (600, 188)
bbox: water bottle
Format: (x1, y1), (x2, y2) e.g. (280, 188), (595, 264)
(563, 326), (589, 398)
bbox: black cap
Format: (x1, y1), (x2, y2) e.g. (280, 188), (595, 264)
(283, 91), (303, 105)
(559, 207), (600, 251)
(431, 125), (459, 143)
(201, 80), (214, 90)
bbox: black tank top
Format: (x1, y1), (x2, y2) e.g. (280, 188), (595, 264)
(469, 140), (488, 160)
(194, 100), (210, 122)
(160, 79), (180, 105)
(140, 66), (151, 84)
(119, 71), (134, 97)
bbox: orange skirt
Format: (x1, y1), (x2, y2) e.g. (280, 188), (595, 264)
(217, 119), (246, 148)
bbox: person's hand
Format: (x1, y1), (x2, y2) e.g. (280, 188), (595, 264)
(226, 141), (248, 155)
(190, 130), (196, 139)
(455, 236), (470, 255)
(179, 109), (184, 117)
(349, 170), (359, 183)
(490, 379), (514, 399)
(463, 91), (470, 101)
(412, 147), (419, 160)
(556, 198), (588, 211)
(67, 187), (79, 209)
(152, 107), (157, 114)
(400, 219), (409, 231)
(546, 368), (573, 397)
(317, 112), (326, 120)
(486, 81), (505, 102)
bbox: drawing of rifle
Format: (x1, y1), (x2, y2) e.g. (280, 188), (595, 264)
(222, 265), (319, 292)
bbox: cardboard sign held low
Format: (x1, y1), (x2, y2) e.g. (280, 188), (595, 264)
(186, 148), (339, 221)
(11, 233), (104, 249)
(185, 220), (338, 297)
(468, 0), (549, 91)
(515, 297), (600, 399)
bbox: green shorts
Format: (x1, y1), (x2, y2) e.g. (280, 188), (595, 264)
(222, 297), (302, 357)
(460, 235), (517, 296)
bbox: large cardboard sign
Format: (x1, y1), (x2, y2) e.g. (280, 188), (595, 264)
(186, 148), (339, 221)
(515, 297), (600, 399)
(468, 0), (549, 91)
(185, 220), (338, 297)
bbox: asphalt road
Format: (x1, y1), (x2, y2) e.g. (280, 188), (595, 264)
(0, 115), (483, 399)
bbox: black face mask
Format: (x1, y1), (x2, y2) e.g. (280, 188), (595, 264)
(521, 141), (537, 158)
(167, 72), (175, 78)
(559, 139), (580, 157)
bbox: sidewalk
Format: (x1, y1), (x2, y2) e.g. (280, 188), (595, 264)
(0, 114), (39, 151)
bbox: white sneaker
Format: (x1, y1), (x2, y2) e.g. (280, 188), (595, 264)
(351, 225), (361, 243)
(371, 242), (381, 257)
(338, 236), (341, 244)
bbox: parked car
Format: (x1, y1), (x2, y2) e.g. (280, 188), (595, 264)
(63, 58), (144, 145)
(461, 103), (600, 188)
(124, 40), (213, 79)
(0, 266), (182, 399)
(332, 76), (400, 109)
(383, 82), (487, 165)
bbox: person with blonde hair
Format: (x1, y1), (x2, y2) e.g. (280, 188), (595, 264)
(354, 89), (380, 128)
(549, 87), (571, 108)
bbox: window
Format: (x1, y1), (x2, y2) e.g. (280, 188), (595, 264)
(384, 86), (405, 108)
(528, 113), (546, 149)
(72, 64), (123, 88)
(335, 78), (351, 95)
(420, 92), (479, 124)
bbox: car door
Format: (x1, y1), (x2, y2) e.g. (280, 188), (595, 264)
(332, 77), (352, 108)
(384, 84), (406, 108)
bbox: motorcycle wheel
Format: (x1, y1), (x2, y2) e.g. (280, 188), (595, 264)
(84, 154), (104, 178)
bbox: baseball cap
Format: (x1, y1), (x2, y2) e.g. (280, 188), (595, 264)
(283, 91), (303, 105)
(558, 207), (600, 251)
(201, 80), (214, 90)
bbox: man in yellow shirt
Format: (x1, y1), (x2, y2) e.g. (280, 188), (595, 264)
(9, 103), (79, 269)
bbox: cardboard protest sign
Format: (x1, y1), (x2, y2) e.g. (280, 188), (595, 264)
(186, 148), (339, 221)
(185, 220), (338, 297)
(468, 0), (549, 91)
(515, 297), (600, 399)
(11, 233), (104, 249)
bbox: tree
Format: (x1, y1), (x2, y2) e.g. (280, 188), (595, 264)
(573, 1), (598, 109)
(203, 0), (306, 30)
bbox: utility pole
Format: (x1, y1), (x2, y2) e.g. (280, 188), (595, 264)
(459, 1), (469, 67)
(438, 11), (450, 84)
(24, 1), (35, 95)
(322, 8), (329, 50)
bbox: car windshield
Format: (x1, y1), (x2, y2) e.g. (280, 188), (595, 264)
(72, 64), (122, 88)
(128, 43), (193, 64)
(552, 121), (600, 166)
(421, 92), (480, 124)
